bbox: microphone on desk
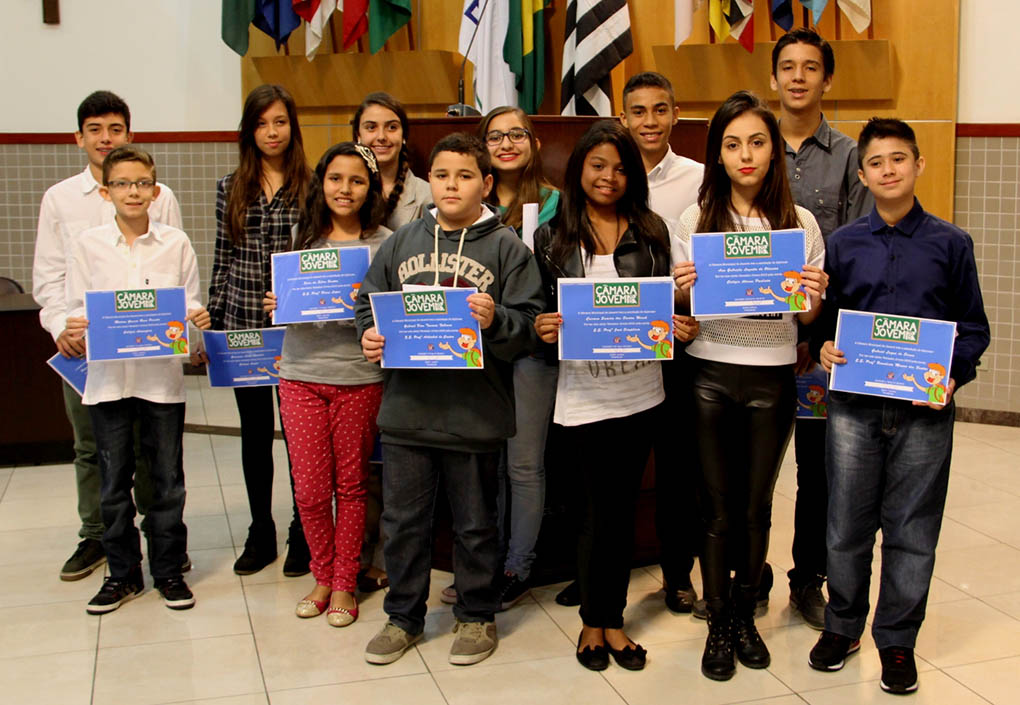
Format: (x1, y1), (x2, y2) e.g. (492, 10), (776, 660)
(447, 0), (488, 117)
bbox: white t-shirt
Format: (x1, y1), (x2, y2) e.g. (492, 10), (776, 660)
(553, 251), (665, 426)
(672, 204), (825, 366)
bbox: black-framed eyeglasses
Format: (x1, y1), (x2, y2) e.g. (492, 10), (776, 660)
(484, 128), (530, 146)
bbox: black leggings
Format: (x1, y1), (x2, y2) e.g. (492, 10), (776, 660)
(693, 359), (795, 603)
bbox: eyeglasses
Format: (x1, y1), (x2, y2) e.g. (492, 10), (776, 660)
(107, 179), (156, 192)
(484, 128), (530, 146)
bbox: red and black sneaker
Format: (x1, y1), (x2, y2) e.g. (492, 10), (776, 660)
(879, 646), (918, 694)
(808, 630), (861, 671)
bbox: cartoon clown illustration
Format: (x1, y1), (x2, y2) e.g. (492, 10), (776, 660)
(797, 384), (828, 417)
(147, 320), (188, 354)
(903, 363), (948, 404)
(760, 271), (808, 311)
(332, 282), (362, 310)
(256, 356), (282, 379)
(626, 320), (673, 359)
(439, 328), (482, 367)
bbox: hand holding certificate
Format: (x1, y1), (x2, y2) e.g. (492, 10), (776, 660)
(271, 246), (370, 324)
(84, 287), (189, 362)
(369, 288), (484, 369)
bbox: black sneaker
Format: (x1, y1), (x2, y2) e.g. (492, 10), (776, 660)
(495, 572), (529, 611)
(155, 576), (196, 610)
(233, 534), (277, 576)
(61, 538), (106, 582)
(809, 630), (861, 671)
(86, 568), (143, 614)
(790, 579), (827, 630)
(282, 530), (311, 578)
(879, 646), (918, 694)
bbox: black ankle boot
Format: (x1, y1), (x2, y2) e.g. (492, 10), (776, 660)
(283, 525), (310, 577)
(732, 585), (770, 668)
(701, 601), (735, 681)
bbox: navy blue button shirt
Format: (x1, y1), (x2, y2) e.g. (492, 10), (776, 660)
(819, 198), (990, 387)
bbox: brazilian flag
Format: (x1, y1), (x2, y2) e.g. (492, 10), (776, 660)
(504, 0), (550, 114)
(369, 0), (412, 54)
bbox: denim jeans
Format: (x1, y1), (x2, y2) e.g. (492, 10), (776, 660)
(497, 355), (558, 580)
(381, 443), (500, 635)
(88, 398), (187, 580)
(825, 391), (954, 649)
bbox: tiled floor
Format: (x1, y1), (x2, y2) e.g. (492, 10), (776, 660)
(2, 383), (1019, 703)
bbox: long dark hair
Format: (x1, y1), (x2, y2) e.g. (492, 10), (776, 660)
(293, 142), (386, 250)
(476, 106), (554, 232)
(551, 120), (668, 268)
(226, 84), (311, 246)
(696, 91), (798, 233)
(352, 91), (412, 222)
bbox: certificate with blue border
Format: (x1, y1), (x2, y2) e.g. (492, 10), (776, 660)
(829, 309), (957, 405)
(690, 229), (808, 318)
(271, 246), (370, 325)
(47, 353), (88, 397)
(84, 286), (189, 362)
(557, 277), (675, 362)
(796, 365), (829, 419)
(369, 288), (484, 369)
(203, 328), (286, 388)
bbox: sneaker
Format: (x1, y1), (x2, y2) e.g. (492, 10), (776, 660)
(449, 620), (498, 665)
(155, 576), (195, 610)
(879, 646), (918, 694)
(61, 538), (106, 581)
(790, 579), (827, 630)
(440, 584), (458, 605)
(809, 630), (861, 672)
(86, 568), (143, 615)
(365, 621), (422, 665)
(495, 572), (529, 611)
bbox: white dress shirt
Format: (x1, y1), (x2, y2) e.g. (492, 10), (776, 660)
(33, 167), (182, 341)
(66, 221), (202, 406)
(646, 148), (705, 225)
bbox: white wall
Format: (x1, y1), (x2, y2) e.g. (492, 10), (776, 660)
(958, 0), (1020, 123)
(2, 0), (241, 132)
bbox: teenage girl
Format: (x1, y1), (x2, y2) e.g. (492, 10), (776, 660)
(207, 84), (311, 576)
(263, 142), (390, 626)
(353, 92), (432, 232)
(672, 91), (828, 681)
(533, 121), (699, 672)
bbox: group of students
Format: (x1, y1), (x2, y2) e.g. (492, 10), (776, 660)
(33, 27), (989, 695)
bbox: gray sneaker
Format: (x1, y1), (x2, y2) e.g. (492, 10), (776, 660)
(449, 620), (498, 665)
(365, 621), (422, 665)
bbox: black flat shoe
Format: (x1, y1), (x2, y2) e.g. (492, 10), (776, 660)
(575, 634), (609, 671)
(357, 568), (389, 593)
(606, 642), (647, 671)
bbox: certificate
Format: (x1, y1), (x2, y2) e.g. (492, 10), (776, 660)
(829, 310), (957, 405)
(558, 277), (675, 362)
(796, 365), (829, 419)
(690, 228), (808, 318)
(84, 286), (189, 362)
(203, 328), (286, 388)
(271, 246), (370, 325)
(47, 353), (88, 397)
(369, 288), (484, 369)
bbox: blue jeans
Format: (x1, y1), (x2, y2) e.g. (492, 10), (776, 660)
(825, 391), (954, 649)
(497, 356), (558, 580)
(381, 443), (500, 635)
(88, 398), (187, 580)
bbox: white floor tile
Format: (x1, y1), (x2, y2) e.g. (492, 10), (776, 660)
(0, 557), (105, 608)
(913, 598), (1020, 668)
(798, 669), (991, 705)
(270, 673), (447, 705)
(0, 649), (95, 705)
(945, 499), (1020, 549)
(3, 464), (77, 499)
(944, 654), (1020, 705)
(432, 657), (627, 705)
(0, 599), (99, 658)
(933, 543), (1020, 597)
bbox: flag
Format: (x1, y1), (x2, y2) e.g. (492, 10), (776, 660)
(460, 0), (517, 114)
(709, 0), (753, 52)
(369, 0), (411, 54)
(222, 0), (257, 56)
(838, 0), (871, 33)
(675, 0), (704, 48)
(560, 0), (633, 116)
(295, 0), (337, 59)
(253, 1), (302, 49)
(505, 1), (550, 113)
(342, 0), (369, 49)
(771, 0), (792, 31)
(801, 0), (830, 24)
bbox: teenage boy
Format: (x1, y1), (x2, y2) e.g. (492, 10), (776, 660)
(33, 91), (184, 581)
(809, 119), (989, 694)
(356, 133), (543, 666)
(64, 146), (210, 613)
(770, 28), (873, 628)
(619, 71), (705, 614)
